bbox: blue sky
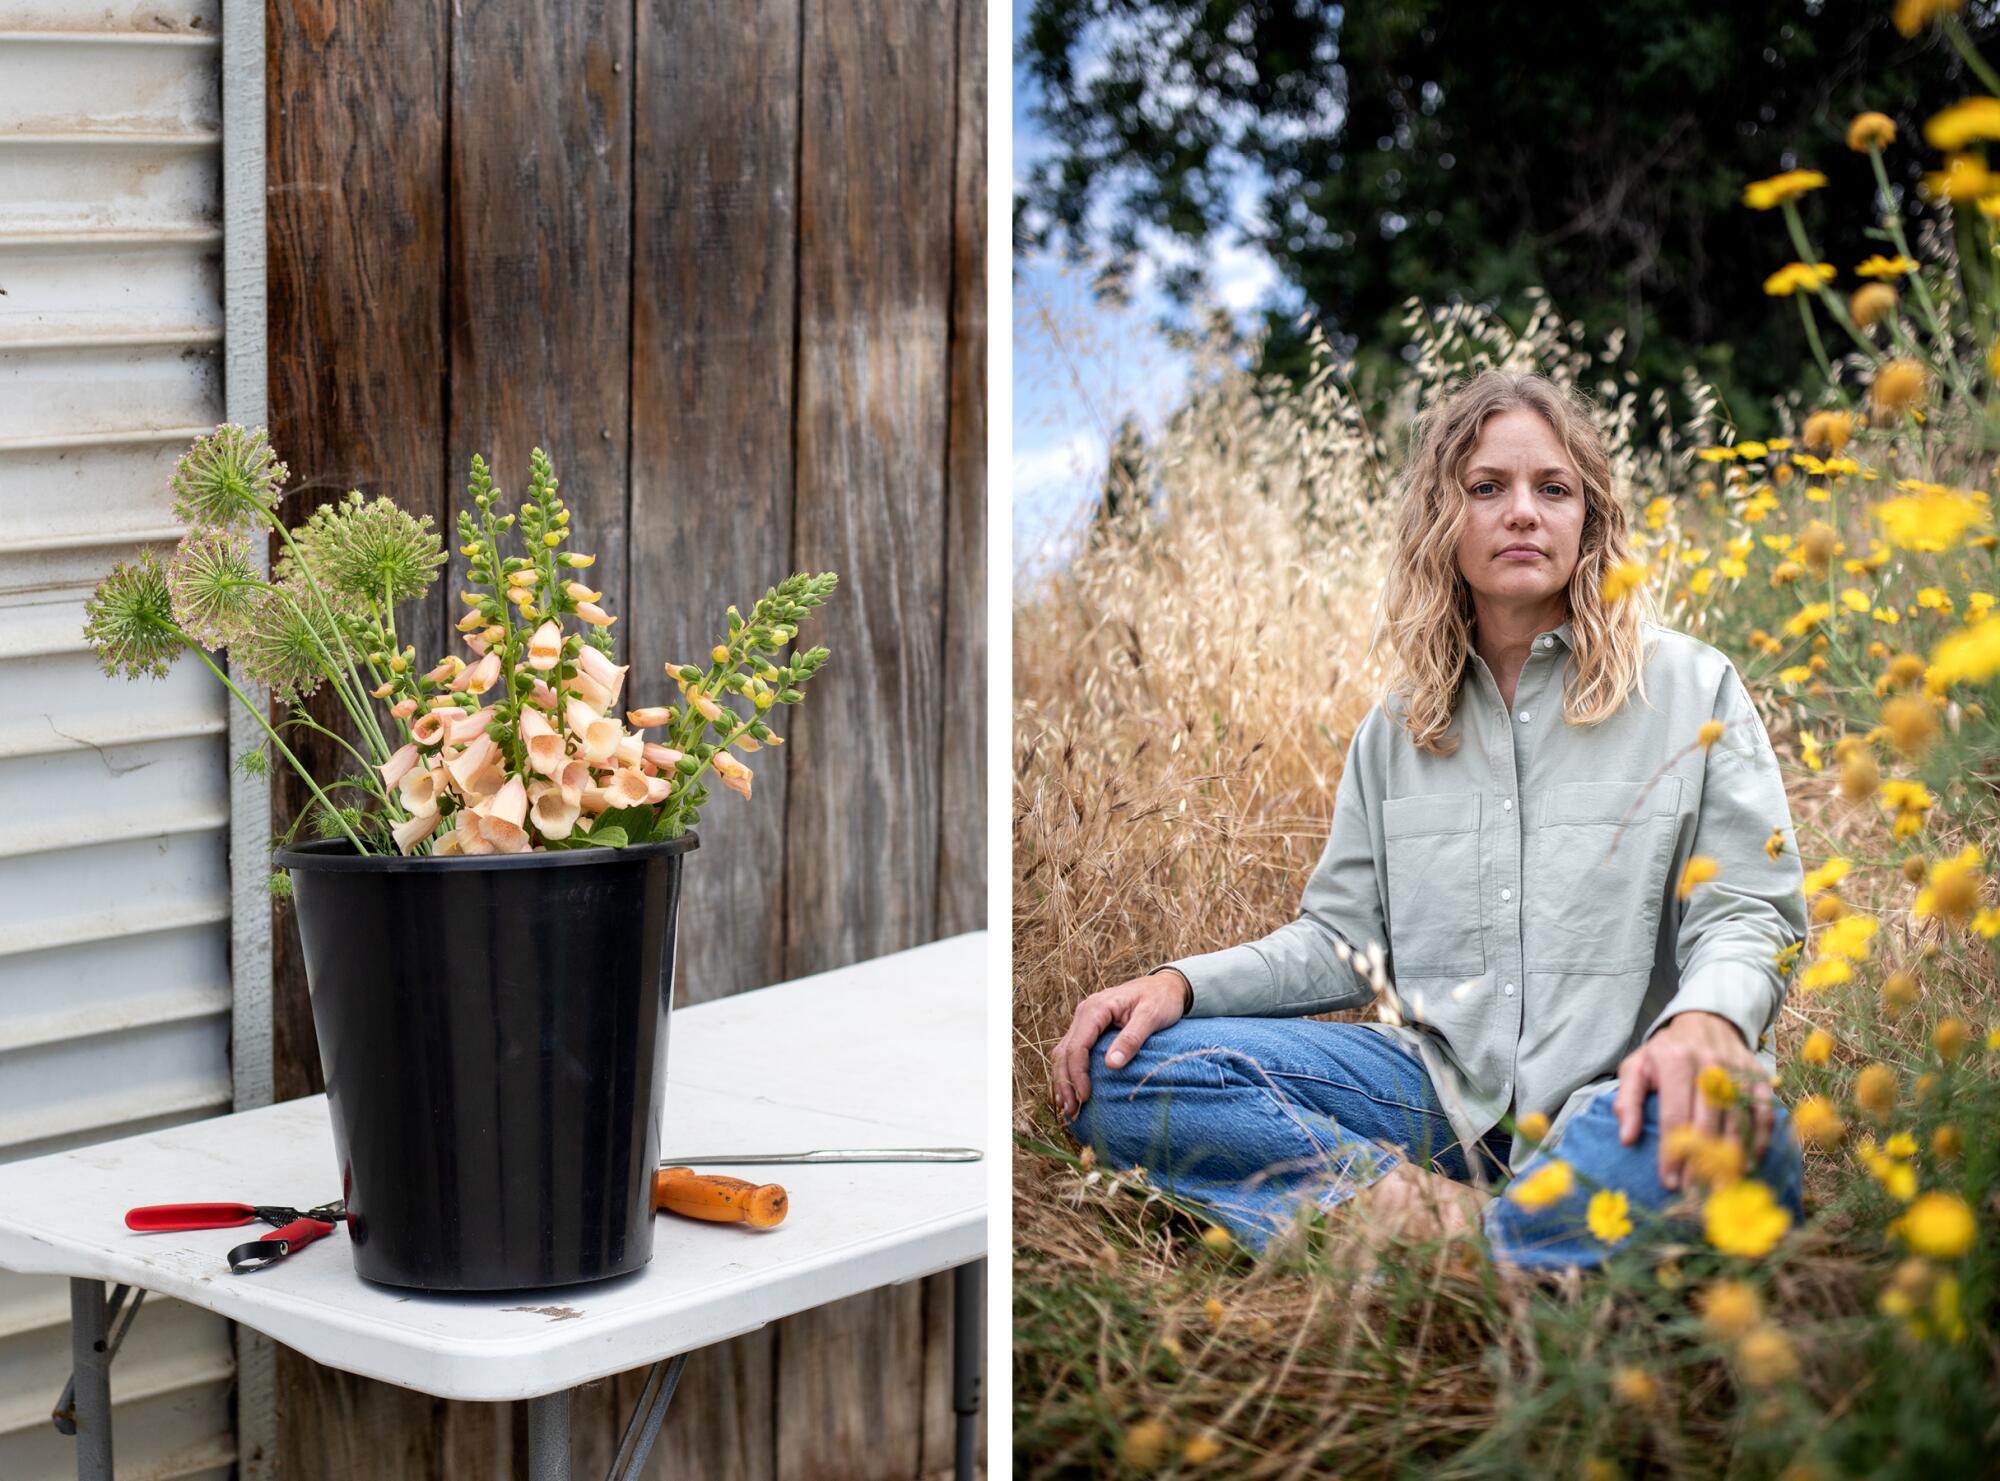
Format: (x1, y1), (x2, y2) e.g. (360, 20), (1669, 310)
(1011, 7), (1293, 583)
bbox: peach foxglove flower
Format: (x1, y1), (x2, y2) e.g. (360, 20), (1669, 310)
(565, 581), (602, 602)
(411, 706), (465, 746)
(520, 706), (566, 777)
(614, 733), (645, 767)
(575, 601), (615, 627)
(393, 809), (440, 855)
(446, 705), (496, 744)
(451, 651), (501, 696)
(564, 697), (622, 764)
(464, 630), (491, 656)
(378, 742), (419, 788)
(390, 696), (418, 719)
(528, 779), (580, 840)
(576, 645), (628, 704)
(626, 706), (672, 727)
(370, 679), (396, 699)
(691, 691), (724, 722)
(579, 783), (615, 815)
(712, 750), (753, 800)
(476, 773), (529, 829)
(605, 768), (652, 809)
(558, 757), (590, 808)
(450, 812), (496, 855)
(527, 619), (562, 672)
(643, 771), (673, 805)
(424, 654), (466, 684)
(399, 761), (443, 817)
(568, 669), (615, 712)
(447, 732), (499, 794)
(642, 742), (684, 769)
(432, 824), (465, 856)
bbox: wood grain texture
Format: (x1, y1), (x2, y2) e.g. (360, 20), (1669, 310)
(264, 0), (452, 1108)
(629, 0), (801, 1008)
(444, 0), (634, 624)
(775, 1285), (927, 1481)
(936, 0), (987, 942)
(784, 0), (956, 979)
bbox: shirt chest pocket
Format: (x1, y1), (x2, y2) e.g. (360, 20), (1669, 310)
(1526, 778), (1684, 973)
(1382, 792), (1485, 978)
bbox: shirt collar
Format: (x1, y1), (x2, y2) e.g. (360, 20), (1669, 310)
(1546, 617), (1576, 651)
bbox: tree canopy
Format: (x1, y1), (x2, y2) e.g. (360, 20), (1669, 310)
(1018, 0), (1999, 432)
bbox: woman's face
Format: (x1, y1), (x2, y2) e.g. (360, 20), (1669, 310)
(1452, 406), (1587, 622)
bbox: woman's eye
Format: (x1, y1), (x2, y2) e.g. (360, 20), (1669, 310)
(1544, 484), (1569, 497)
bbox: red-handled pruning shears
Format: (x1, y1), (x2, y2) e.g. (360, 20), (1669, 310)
(125, 1200), (349, 1273)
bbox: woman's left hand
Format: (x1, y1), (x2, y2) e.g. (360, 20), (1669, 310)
(1612, 1009), (1773, 1191)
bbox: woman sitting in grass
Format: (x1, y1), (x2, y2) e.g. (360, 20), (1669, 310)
(1049, 368), (1810, 1268)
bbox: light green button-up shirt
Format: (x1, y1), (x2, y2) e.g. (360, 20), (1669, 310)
(1157, 617), (1809, 1182)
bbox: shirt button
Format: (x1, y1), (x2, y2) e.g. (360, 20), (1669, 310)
(1503, 982), (1516, 995)
(1541, 635), (1554, 648)
(1502, 798), (1513, 811)
(1501, 887), (1512, 901)
(1517, 710), (1531, 722)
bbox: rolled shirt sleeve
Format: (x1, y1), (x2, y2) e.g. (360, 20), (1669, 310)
(1151, 715), (1386, 1019)
(1647, 664), (1809, 1051)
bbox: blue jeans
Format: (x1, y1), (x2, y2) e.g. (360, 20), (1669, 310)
(1063, 1017), (1805, 1268)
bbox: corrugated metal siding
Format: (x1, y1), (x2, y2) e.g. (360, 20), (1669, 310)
(0, 5), (237, 1477)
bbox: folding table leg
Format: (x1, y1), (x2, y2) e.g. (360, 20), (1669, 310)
(953, 1258), (985, 1481)
(68, 1279), (114, 1481)
(526, 1387), (571, 1481)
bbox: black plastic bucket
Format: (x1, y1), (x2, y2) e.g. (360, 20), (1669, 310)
(274, 832), (697, 1291)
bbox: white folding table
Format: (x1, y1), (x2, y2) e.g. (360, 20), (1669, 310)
(0, 931), (987, 1481)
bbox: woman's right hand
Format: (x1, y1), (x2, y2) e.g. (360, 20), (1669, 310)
(1049, 968), (1189, 1122)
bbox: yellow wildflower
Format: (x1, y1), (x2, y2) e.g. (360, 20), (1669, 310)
(1869, 358), (1928, 417)
(1928, 616), (2000, 686)
(1697, 1278), (1762, 1338)
(1677, 855), (1720, 900)
(1610, 1366), (1658, 1407)
(1892, 1191), (1977, 1259)
(1765, 261), (1835, 296)
(1881, 970), (1919, 1016)
(1506, 1160), (1575, 1212)
(1856, 252), (1918, 278)
(1922, 151), (2000, 201)
(1203, 1297), (1225, 1327)
(1182, 1434), (1223, 1466)
(1850, 282), (1899, 327)
(1742, 169), (1828, 209)
(1872, 488), (1991, 552)
(1895, 0), (1966, 38)
(1601, 560), (1650, 603)
(1801, 409), (1852, 453)
(1123, 1418), (1169, 1470)
(1848, 111), (1899, 150)
(1201, 1224), (1234, 1254)
(1855, 1063), (1897, 1118)
(1818, 912), (1878, 961)
(1696, 719), (1726, 749)
(1933, 1123), (1962, 1161)
(1698, 1065), (1739, 1109)
(1588, 1189), (1634, 1245)
(1925, 94), (2000, 151)
(1934, 1016), (1969, 1062)
(1764, 827), (1785, 861)
(1517, 1111), (1550, 1142)
(1736, 1325), (1799, 1386)
(1791, 1095), (1845, 1150)
(1800, 1029), (1833, 1065)
(1798, 957), (1852, 992)
(1915, 846), (1985, 928)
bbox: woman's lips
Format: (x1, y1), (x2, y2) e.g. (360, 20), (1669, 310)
(1498, 548), (1544, 560)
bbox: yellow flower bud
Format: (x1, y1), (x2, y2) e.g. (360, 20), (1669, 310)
(543, 531), (562, 547)
(565, 552), (596, 568)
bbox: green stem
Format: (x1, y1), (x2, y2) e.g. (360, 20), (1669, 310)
(191, 645), (370, 855)
(1782, 201), (1885, 369)
(262, 511), (393, 762)
(1944, 15), (2000, 97)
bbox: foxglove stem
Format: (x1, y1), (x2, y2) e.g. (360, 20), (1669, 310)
(191, 646), (369, 854)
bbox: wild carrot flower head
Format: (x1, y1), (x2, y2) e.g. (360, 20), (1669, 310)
(84, 547), (184, 679)
(170, 424), (288, 533)
(167, 529), (262, 648)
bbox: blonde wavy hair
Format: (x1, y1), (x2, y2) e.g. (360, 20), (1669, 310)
(1376, 369), (1658, 756)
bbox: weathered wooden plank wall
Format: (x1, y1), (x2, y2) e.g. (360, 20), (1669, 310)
(261, 0), (987, 1475)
